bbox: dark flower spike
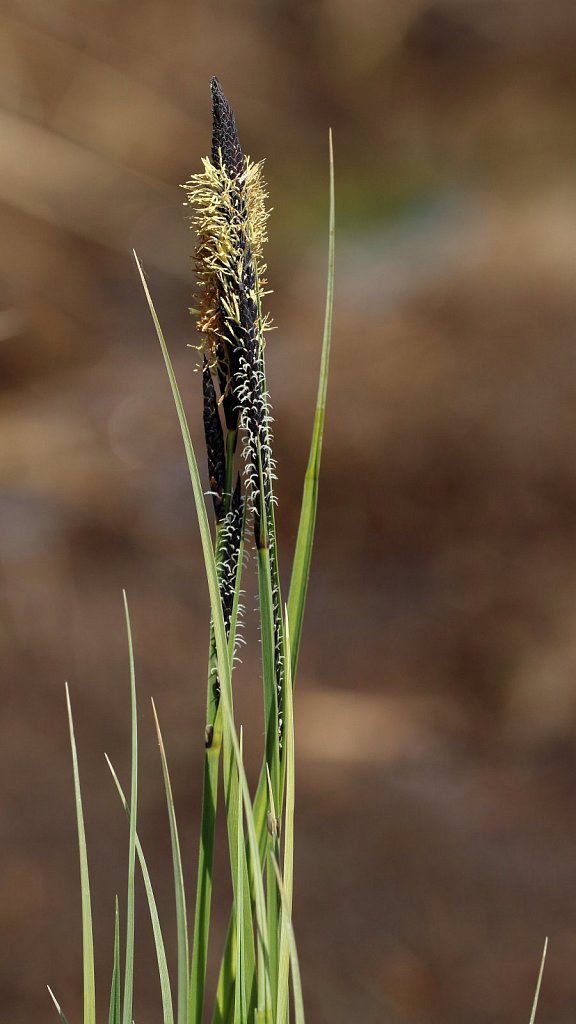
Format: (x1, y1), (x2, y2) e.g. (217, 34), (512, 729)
(219, 474), (244, 634)
(183, 82), (271, 409)
(211, 475), (245, 703)
(210, 76), (244, 179)
(185, 77), (284, 739)
(202, 357), (226, 520)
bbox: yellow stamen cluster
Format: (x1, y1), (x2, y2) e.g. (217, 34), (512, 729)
(183, 155), (272, 372)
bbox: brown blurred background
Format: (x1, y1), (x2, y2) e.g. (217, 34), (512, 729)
(3, 1), (576, 1021)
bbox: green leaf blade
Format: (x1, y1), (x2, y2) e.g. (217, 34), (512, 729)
(135, 253), (255, 1024)
(152, 701), (190, 1024)
(106, 756), (175, 1024)
(271, 858), (305, 1024)
(218, 680), (272, 1021)
(233, 729), (247, 1024)
(257, 544), (281, 806)
(287, 131), (335, 679)
(65, 683), (96, 1024)
(109, 898), (121, 1024)
(276, 612), (295, 1024)
(122, 592), (138, 1024)
(189, 724), (221, 1024)
(134, 252), (229, 683)
(191, 511), (246, 1024)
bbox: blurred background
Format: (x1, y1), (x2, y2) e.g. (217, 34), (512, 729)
(2, 1), (576, 1021)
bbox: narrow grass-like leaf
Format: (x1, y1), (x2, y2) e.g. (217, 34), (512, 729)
(214, 582), (258, 1022)
(122, 591), (138, 1024)
(222, 719), (257, 1022)
(152, 700), (190, 1024)
(252, 769), (273, 868)
(234, 728), (247, 1024)
(109, 898), (121, 1024)
(212, 927), (236, 1024)
(189, 713), (221, 1024)
(213, 773), (263, 1024)
(191, 516), (246, 1024)
(47, 986), (72, 1024)
(276, 612), (295, 1024)
(65, 682), (96, 1024)
(218, 674), (271, 1020)
(106, 756), (174, 1024)
(254, 449), (282, 998)
(257, 448), (281, 788)
(265, 767), (280, 1019)
(135, 253), (257, 1024)
(134, 252), (229, 684)
(287, 131), (334, 678)
(190, 543), (224, 1024)
(257, 541), (280, 805)
(271, 857), (305, 1024)
(529, 938), (548, 1024)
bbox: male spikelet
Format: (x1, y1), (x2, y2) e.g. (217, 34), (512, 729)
(184, 77), (284, 739)
(184, 77), (272, 512)
(185, 78), (271, 446)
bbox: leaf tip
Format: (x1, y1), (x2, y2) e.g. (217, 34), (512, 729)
(47, 985), (60, 1012)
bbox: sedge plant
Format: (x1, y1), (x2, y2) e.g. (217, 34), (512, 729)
(51, 77), (551, 1024)
(53, 77), (334, 1024)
